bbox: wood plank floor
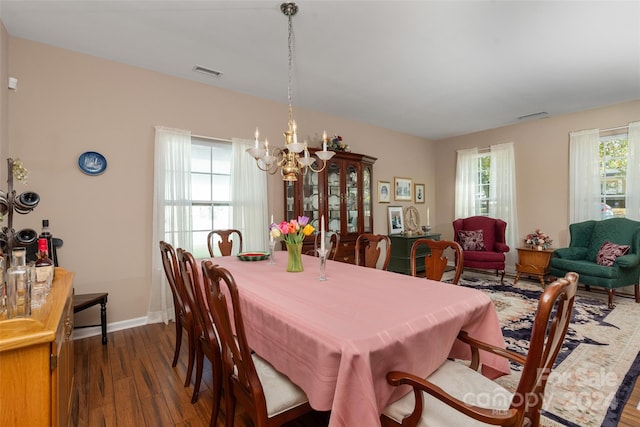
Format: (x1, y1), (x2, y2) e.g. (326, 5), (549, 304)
(70, 322), (330, 427)
(70, 322), (640, 426)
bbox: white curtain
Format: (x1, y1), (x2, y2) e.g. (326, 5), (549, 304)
(489, 142), (519, 267)
(149, 126), (192, 324)
(569, 129), (601, 223)
(231, 138), (269, 251)
(626, 122), (640, 220)
(455, 147), (479, 219)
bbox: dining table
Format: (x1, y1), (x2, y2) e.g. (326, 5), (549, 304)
(203, 254), (509, 427)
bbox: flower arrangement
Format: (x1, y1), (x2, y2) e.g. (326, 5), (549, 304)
(524, 229), (552, 249)
(326, 134), (350, 152)
(270, 216), (315, 244)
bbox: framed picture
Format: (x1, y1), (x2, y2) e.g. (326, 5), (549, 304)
(378, 181), (391, 203)
(388, 206), (405, 235)
(414, 183), (425, 203)
(394, 177), (412, 201)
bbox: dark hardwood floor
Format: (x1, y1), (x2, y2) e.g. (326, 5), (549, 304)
(71, 321), (640, 426)
(70, 322), (330, 426)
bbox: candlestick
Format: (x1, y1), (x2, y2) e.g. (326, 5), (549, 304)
(254, 127), (259, 149)
(264, 139), (269, 153)
(322, 130), (327, 151)
(293, 120), (298, 144)
(320, 215), (325, 253)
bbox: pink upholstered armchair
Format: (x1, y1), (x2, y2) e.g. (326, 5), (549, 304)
(453, 216), (510, 283)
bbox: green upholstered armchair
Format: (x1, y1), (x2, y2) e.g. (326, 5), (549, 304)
(549, 217), (640, 308)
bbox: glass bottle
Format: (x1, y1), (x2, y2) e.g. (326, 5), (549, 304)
(7, 247), (30, 318)
(40, 219), (54, 263)
(35, 237), (54, 293)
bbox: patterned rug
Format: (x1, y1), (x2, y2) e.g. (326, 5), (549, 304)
(456, 272), (640, 427)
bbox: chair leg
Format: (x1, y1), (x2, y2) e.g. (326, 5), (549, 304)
(172, 317), (182, 368)
(635, 284), (640, 304)
(608, 289), (615, 309)
(192, 341), (204, 403)
(499, 270), (505, 284)
(184, 326), (196, 387)
(224, 378), (236, 427)
(210, 352), (223, 427)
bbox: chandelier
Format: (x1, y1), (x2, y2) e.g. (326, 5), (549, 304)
(246, 2), (334, 181)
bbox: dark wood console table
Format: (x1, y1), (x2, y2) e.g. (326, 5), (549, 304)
(387, 233), (441, 275)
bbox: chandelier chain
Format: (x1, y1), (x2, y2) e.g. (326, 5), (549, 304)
(287, 8), (294, 127)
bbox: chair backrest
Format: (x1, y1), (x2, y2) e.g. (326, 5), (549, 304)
(176, 249), (220, 358)
(410, 239), (464, 284)
(159, 241), (186, 319)
(453, 216), (507, 252)
(306, 232), (341, 260)
(355, 233), (391, 270)
(512, 271), (578, 423)
(201, 261), (269, 420)
(208, 229), (243, 257)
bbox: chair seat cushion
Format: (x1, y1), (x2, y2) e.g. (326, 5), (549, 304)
(382, 360), (513, 427)
(253, 353), (309, 418)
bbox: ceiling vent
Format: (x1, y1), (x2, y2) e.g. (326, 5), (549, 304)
(193, 65), (223, 78)
(517, 111), (549, 120)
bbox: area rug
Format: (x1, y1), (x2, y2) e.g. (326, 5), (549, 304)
(455, 272), (640, 427)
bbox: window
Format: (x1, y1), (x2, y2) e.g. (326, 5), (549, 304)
(191, 138), (232, 258)
(476, 153), (491, 216)
(600, 132), (628, 218)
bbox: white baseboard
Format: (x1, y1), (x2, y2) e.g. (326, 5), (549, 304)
(72, 316), (152, 341)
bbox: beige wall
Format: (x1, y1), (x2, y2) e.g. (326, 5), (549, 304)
(6, 37), (435, 324)
(0, 22), (8, 169)
(434, 100), (640, 256)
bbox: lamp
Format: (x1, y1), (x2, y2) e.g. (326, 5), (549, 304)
(246, 2), (334, 181)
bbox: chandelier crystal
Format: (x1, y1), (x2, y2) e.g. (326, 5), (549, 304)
(246, 2), (334, 181)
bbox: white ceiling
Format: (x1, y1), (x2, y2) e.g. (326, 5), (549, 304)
(1, 1), (639, 140)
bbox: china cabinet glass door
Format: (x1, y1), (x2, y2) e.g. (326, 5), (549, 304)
(363, 165), (372, 232)
(327, 162), (341, 233)
(346, 163), (359, 233)
(302, 171), (320, 230)
(285, 181), (295, 220)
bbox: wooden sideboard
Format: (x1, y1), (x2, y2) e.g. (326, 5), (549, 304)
(387, 233), (442, 275)
(0, 268), (75, 427)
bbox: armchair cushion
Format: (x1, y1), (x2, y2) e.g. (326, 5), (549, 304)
(457, 230), (486, 251)
(596, 242), (630, 267)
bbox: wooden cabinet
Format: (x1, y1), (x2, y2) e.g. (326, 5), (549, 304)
(285, 149), (376, 263)
(515, 247), (553, 287)
(0, 268), (75, 427)
(387, 234), (442, 275)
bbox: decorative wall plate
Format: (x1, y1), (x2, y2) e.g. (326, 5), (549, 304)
(78, 151), (107, 175)
(403, 206), (420, 232)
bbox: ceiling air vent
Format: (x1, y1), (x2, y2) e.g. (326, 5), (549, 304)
(517, 111), (549, 120)
(193, 65), (223, 78)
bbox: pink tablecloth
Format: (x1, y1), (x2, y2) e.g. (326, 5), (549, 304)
(205, 255), (509, 427)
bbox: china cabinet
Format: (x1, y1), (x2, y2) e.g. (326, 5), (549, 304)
(284, 149), (376, 263)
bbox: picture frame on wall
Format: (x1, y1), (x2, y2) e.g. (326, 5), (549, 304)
(388, 206), (405, 235)
(394, 177), (412, 201)
(378, 181), (391, 203)
(414, 183), (425, 203)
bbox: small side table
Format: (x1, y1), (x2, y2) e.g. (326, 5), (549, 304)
(73, 292), (108, 344)
(515, 247), (553, 287)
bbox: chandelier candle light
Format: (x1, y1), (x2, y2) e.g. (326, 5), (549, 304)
(246, 2), (335, 181)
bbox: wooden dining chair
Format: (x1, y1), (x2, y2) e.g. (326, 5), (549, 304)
(208, 229), (243, 257)
(201, 261), (313, 427)
(381, 272), (579, 427)
(410, 239), (464, 285)
(159, 241), (196, 387)
(355, 233), (392, 270)
(305, 231), (340, 260)
(176, 249), (223, 422)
